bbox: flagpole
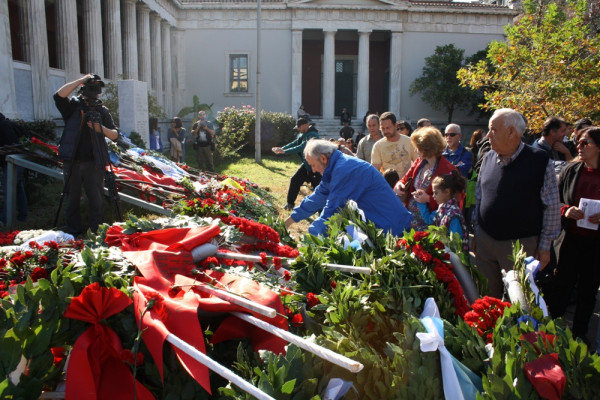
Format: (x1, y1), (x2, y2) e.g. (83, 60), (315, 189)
(255, 0), (262, 163)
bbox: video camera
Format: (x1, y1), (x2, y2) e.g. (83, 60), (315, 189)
(81, 74), (105, 99)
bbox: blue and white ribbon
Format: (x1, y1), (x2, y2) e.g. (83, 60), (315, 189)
(417, 298), (482, 400)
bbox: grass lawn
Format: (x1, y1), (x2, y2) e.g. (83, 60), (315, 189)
(6, 148), (313, 236)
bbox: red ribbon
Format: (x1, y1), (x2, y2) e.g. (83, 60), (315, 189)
(524, 353), (566, 400)
(30, 136), (58, 155)
(109, 226), (290, 394)
(63, 283), (154, 400)
(133, 278), (211, 393)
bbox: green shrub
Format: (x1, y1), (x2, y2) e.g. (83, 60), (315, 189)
(128, 131), (146, 149)
(14, 119), (57, 142)
(215, 105), (296, 159)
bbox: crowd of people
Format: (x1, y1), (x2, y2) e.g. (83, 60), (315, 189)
(275, 109), (599, 347)
(3, 77), (598, 346)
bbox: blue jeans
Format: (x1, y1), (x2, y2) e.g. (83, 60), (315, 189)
(1, 165), (28, 223)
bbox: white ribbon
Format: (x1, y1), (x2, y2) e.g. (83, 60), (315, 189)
(417, 298), (480, 400)
(524, 257), (549, 317)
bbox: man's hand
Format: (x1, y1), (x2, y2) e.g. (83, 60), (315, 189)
(284, 216), (294, 229)
(552, 141), (573, 161)
(535, 249), (550, 270)
(272, 147), (285, 155)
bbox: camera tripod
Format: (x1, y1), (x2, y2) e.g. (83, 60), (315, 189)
(54, 104), (122, 231)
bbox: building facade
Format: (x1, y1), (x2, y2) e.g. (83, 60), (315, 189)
(1, 0), (516, 130)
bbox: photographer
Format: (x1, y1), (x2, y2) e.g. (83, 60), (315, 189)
(54, 73), (118, 235)
(191, 110), (215, 172)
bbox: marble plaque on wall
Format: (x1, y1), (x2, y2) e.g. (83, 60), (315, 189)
(118, 80), (149, 145)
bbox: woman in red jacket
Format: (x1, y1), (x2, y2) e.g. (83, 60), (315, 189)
(394, 127), (458, 230)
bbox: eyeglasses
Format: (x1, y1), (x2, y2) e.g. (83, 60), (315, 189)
(444, 132), (459, 137)
(577, 139), (595, 147)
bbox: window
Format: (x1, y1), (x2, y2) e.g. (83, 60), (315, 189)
(229, 54), (248, 93)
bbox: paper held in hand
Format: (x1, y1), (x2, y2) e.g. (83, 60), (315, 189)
(577, 198), (600, 230)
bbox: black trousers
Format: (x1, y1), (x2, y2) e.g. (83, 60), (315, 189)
(286, 165), (321, 205)
(552, 232), (600, 339)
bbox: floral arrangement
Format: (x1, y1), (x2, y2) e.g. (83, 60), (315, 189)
(464, 296), (511, 343)
(1, 184), (599, 400)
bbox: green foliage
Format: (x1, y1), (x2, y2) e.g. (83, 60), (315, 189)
(177, 95), (214, 120)
(13, 119), (58, 142)
(479, 305), (600, 399)
(410, 44), (486, 123)
(127, 131), (146, 149)
(215, 106), (296, 159)
(458, 0), (600, 132)
(102, 79), (166, 129)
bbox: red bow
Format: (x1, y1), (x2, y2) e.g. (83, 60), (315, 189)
(63, 283), (154, 400)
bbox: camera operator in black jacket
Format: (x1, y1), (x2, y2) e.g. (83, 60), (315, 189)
(54, 74), (118, 235)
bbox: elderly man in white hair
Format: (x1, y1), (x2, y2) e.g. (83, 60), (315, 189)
(474, 108), (560, 298)
(285, 139), (413, 237)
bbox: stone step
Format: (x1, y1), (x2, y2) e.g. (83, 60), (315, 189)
(307, 118), (364, 140)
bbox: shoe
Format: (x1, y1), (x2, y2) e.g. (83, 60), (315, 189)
(283, 203), (294, 211)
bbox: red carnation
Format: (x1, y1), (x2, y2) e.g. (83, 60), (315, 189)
(330, 280), (337, 289)
(413, 231), (429, 242)
(30, 267), (48, 282)
(306, 292), (319, 308)
(433, 241), (445, 250)
(283, 270), (292, 281)
(50, 347), (66, 367)
(290, 313), (304, 327)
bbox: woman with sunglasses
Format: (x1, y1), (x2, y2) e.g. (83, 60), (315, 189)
(396, 120), (413, 136)
(549, 126), (600, 343)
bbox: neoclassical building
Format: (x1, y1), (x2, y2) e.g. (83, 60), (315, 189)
(1, 0), (516, 128)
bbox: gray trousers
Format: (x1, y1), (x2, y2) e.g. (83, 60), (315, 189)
(63, 160), (104, 233)
(475, 227), (539, 299)
(195, 146), (214, 172)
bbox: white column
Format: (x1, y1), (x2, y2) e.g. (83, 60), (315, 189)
(322, 29), (336, 119)
(0, 0), (17, 118)
(389, 31), (403, 115)
(291, 29), (303, 115)
(172, 28), (186, 114)
(357, 30), (371, 122)
(82, 0), (104, 76)
(121, 0), (138, 80)
(150, 12), (163, 105)
(161, 20), (172, 116)
(56, 0), (80, 82)
(103, 0), (122, 80)
(22, 1), (50, 119)
(136, 3), (151, 84)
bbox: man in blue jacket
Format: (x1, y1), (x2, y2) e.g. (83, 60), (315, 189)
(285, 139), (413, 237)
(272, 118), (321, 210)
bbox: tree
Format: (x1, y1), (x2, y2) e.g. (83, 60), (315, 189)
(409, 44), (484, 123)
(177, 95), (214, 121)
(458, 0), (600, 133)
(101, 79), (166, 128)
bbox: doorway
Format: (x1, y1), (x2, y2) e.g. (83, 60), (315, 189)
(334, 59), (354, 117)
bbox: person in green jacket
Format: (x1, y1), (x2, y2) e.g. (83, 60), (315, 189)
(272, 118), (321, 210)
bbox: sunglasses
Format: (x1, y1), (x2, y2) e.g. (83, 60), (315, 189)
(397, 126), (408, 131)
(444, 132), (459, 137)
(577, 139), (595, 147)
